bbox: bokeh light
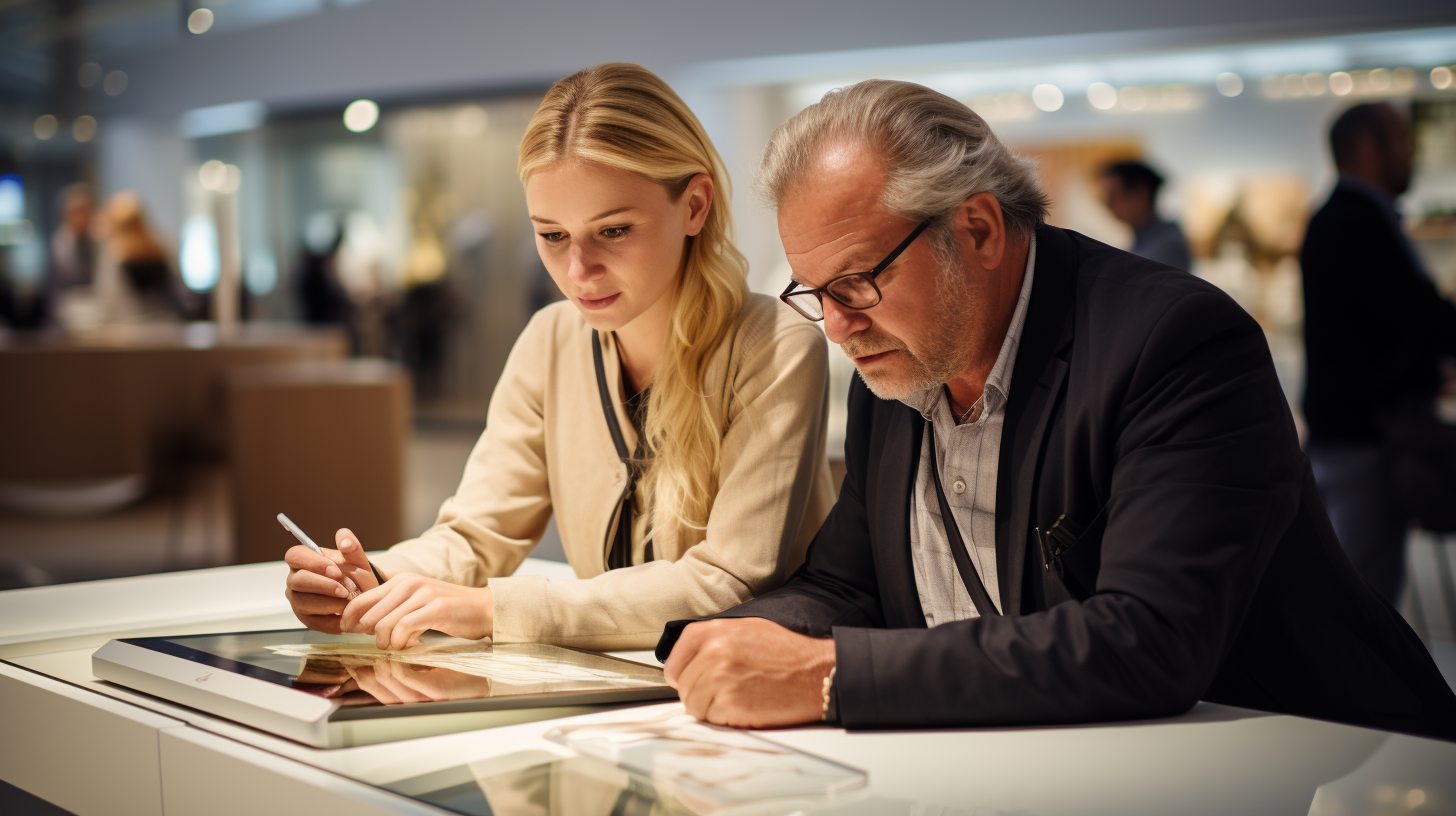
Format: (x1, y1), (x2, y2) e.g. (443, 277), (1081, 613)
(1303, 72), (1327, 95)
(245, 252), (278, 296)
(1119, 86), (1146, 111)
(103, 70), (128, 96)
(187, 8), (214, 34)
(1032, 84), (1064, 112)
(1391, 67), (1416, 93)
(219, 164), (242, 195)
(343, 99), (380, 133)
(1435, 66), (1454, 90)
(71, 115), (97, 142)
(1215, 72), (1244, 97)
(1329, 72), (1354, 95)
(199, 159), (227, 191)
(33, 114), (58, 140)
(180, 213), (220, 291)
(1087, 82), (1117, 110)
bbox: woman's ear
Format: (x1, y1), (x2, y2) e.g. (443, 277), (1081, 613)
(683, 174), (714, 237)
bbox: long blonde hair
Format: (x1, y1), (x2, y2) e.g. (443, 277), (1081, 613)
(518, 63), (748, 549)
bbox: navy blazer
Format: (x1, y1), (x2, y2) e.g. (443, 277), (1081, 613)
(659, 225), (1456, 741)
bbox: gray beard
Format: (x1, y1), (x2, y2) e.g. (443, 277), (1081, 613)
(850, 260), (974, 402)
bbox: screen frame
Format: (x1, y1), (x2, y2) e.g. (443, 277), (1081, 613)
(93, 628), (676, 747)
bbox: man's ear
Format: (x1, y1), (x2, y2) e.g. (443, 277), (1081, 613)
(683, 174), (714, 237)
(956, 192), (1008, 270)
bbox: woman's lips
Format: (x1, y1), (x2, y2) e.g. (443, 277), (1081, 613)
(578, 293), (620, 311)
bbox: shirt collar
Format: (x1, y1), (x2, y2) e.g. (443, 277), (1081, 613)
(901, 234), (1038, 421)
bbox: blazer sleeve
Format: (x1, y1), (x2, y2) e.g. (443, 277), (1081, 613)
(369, 311), (554, 586)
(489, 317), (836, 651)
(829, 290), (1306, 729)
(655, 374), (888, 660)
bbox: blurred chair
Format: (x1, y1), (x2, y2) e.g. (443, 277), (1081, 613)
(225, 359), (409, 564)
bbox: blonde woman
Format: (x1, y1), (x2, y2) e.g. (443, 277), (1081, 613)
(283, 64), (835, 659)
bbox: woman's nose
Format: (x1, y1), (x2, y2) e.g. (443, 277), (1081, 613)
(567, 244), (603, 284)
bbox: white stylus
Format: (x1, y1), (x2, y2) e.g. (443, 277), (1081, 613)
(277, 513), (360, 598)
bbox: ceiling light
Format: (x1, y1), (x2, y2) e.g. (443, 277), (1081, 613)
(188, 8), (214, 34)
(1215, 72), (1243, 97)
(1031, 84), (1064, 112)
(33, 115), (58, 140)
(72, 115), (97, 142)
(1086, 82), (1117, 110)
(343, 99), (379, 133)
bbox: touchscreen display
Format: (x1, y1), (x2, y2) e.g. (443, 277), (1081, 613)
(127, 630), (665, 707)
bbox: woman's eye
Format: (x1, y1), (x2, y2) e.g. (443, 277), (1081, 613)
(538, 232), (565, 244)
(600, 226), (630, 240)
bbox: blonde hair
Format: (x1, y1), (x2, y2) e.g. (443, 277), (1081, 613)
(518, 63), (747, 550)
(105, 191), (167, 264)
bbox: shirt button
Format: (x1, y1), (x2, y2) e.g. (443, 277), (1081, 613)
(952, 479), (966, 494)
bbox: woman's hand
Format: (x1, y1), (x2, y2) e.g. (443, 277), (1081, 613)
(283, 527), (382, 633)
(340, 573), (494, 650)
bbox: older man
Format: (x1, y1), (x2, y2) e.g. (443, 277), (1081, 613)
(657, 80), (1456, 740)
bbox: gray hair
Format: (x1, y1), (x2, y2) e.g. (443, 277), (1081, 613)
(757, 80), (1049, 249)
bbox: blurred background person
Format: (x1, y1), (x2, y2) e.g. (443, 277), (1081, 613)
(46, 183), (98, 327)
(295, 212), (351, 328)
(90, 192), (188, 325)
(1100, 160), (1191, 272)
(1301, 102), (1456, 606)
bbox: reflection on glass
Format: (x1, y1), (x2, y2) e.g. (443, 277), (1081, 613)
(385, 750), (936, 816)
(156, 630), (664, 706)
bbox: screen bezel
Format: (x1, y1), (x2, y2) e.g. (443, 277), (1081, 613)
(114, 628), (672, 718)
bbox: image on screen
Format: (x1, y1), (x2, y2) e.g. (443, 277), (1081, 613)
(127, 629), (665, 707)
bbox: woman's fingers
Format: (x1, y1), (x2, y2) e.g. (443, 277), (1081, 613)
(285, 588), (347, 616)
(283, 545), (345, 581)
(340, 584), (389, 633)
(287, 567), (352, 599)
(334, 528), (377, 580)
(373, 594), (430, 651)
(293, 610), (343, 635)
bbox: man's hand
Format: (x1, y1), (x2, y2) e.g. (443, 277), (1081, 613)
(283, 527), (381, 633)
(340, 574), (494, 651)
(663, 618), (836, 729)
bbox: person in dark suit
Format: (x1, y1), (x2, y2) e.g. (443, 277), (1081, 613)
(1302, 102), (1456, 606)
(656, 80), (1456, 741)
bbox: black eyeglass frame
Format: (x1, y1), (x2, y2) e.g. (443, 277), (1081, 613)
(779, 219), (934, 322)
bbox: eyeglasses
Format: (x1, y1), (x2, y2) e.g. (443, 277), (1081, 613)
(779, 219), (932, 322)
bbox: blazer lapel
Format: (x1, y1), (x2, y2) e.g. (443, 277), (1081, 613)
(996, 226), (1077, 615)
(872, 402), (929, 629)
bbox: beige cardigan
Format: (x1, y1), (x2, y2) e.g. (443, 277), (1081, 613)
(371, 294), (835, 650)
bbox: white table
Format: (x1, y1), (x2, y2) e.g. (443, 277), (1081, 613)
(2, 559), (1454, 816)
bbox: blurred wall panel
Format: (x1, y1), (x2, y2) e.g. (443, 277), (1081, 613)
(226, 359), (409, 565)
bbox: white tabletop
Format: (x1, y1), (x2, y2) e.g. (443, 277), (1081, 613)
(2, 558), (1454, 816)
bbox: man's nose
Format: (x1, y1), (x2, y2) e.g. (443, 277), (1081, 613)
(822, 298), (869, 345)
